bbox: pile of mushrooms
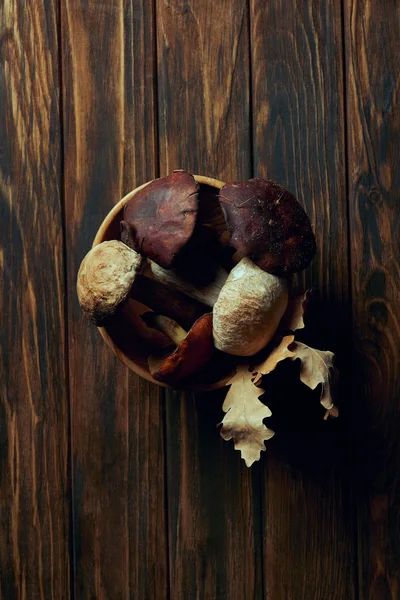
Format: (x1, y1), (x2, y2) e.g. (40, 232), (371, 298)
(77, 170), (316, 386)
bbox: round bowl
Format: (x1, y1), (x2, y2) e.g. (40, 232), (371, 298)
(92, 174), (235, 391)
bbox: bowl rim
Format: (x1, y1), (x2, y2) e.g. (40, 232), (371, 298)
(92, 174), (233, 392)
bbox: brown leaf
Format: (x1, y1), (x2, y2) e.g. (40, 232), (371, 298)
(290, 342), (338, 419)
(252, 335), (296, 385)
(220, 364), (274, 467)
(279, 290), (310, 333)
(253, 336), (338, 419)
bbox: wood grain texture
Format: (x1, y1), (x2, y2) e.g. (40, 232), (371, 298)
(345, 1), (400, 597)
(5, 1), (400, 597)
(61, 1), (168, 598)
(0, 1), (70, 598)
(156, 0), (251, 181)
(250, 1), (355, 598)
(165, 390), (263, 600)
(156, 2), (263, 598)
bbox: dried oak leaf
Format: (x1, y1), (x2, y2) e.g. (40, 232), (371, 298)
(220, 364), (275, 467)
(254, 336), (338, 419)
(252, 335), (296, 385)
(279, 290), (310, 333)
(290, 342), (338, 419)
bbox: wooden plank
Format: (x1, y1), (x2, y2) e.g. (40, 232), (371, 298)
(61, 1), (168, 598)
(345, 1), (400, 597)
(156, 0), (251, 182)
(250, 1), (356, 598)
(156, 3), (263, 599)
(0, 1), (70, 598)
(165, 390), (263, 600)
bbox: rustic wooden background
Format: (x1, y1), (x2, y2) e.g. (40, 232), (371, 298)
(1, 0), (400, 598)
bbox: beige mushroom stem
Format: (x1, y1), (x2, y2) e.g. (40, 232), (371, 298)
(131, 274), (208, 329)
(141, 313), (187, 345)
(150, 261), (228, 307)
(212, 258), (289, 356)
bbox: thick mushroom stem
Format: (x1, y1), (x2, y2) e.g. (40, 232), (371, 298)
(141, 313), (187, 345)
(212, 258), (289, 356)
(130, 274), (208, 330)
(150, 261), (228, 307)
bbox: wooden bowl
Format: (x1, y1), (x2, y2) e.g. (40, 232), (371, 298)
(92, 175), (235, 391)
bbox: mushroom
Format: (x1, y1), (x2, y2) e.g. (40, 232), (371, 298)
(120, 170), (199, 269)
(212, 258), (289, 356)
(151, 255), (288, 357)
(77, 240), (208, 329)
(142, 312), (214, 386)
(149, 260), (229, 307)
(219, 178), (316, 275)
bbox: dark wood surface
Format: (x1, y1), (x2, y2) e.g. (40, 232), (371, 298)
(157, 3), (263, 599)
(250, 2), (355, 598)
(345, 1), (400, 597)
(1, 0), (400, 598)
(61, 0), (167, 599)
(0, 2), (70, 599)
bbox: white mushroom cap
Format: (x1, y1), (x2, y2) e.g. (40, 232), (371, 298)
(77, 240), (143, 326)
(212, 257), (288, 356)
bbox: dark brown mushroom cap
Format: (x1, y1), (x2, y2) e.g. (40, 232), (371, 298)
(219, 178), (316, 275)
(148, 313), (214, 386)
(121, 170), (199, 269)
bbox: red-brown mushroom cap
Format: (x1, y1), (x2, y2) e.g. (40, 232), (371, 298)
(121, 170), (199, 269)
(146, 313), (214, 386)
(219, 178), (316, 275)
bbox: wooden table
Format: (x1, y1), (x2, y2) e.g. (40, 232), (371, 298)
(2, 1), (400, 598)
